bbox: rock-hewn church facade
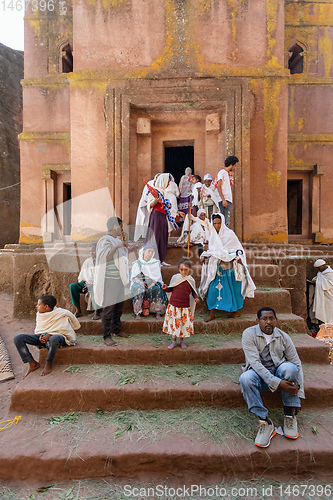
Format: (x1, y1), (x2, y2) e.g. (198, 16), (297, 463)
(20, 0), (333, 244)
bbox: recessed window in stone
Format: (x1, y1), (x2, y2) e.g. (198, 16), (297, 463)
(61, 43), (73, 73)
(288, 44), (304, 74)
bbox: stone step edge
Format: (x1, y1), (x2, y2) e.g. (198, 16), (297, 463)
(78, 314), (307, 334)
(39, 335), (330, 365)
(10, 365), (333, 413)
(0, 425), (333, 482)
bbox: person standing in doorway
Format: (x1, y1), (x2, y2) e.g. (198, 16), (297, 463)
(215, 156), (239, 227)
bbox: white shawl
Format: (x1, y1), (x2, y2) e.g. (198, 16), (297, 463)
(130, 247), (163, 287)
(78, 256), (95, 285)
(134, 177), (157, 241)
(177, 210), (211, 244)
(147, 173), (170, 212)
(200, 183), (220, 208)
(199, 214), (256, 299)
(93, 234), (129, 307)
(35, 307), (80, 345)
(313, 266), (333, 323)
(167, 273), (198, 316)
(165, 180), (179, 232)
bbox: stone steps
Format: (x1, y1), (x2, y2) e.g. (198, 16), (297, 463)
(121, 288), (292, 314)
(38, 334), (330, 366)
(160, 263), (281, 288)
(10, 363), (333, 414)
(78, 313), (306, 334)
(2, 407), (333, 481)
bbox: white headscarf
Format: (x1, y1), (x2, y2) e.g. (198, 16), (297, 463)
(147, 173), (170, 212)
(130, 245), (163, 286)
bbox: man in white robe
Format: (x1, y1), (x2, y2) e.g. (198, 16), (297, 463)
(312, 259), (333, 324)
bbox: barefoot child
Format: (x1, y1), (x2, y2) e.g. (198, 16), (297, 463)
(14, 295), (80, 377)
(162, 258), (199, 349)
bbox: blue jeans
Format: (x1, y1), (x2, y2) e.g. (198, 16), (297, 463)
(14, 333), (67, 363)
(239, 362), (301, 419)
(218, 201), (232, 227)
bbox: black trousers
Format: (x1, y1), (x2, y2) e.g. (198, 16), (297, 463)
(101, 278), (125, 338)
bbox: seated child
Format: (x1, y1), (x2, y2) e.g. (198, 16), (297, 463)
(162, 258), (199, 349)
(14, 295), (80, 377)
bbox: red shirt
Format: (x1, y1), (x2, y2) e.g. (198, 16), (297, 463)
(165, 281), (198, 308)
(153, 201), (166, 214)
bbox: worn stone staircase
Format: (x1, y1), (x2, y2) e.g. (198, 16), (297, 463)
(3, 243), (333, 483)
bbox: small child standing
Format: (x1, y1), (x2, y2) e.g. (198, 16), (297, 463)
(162, 258), (199, 349)
(14, 295), (80, 377)
(191, 175), (202, 217)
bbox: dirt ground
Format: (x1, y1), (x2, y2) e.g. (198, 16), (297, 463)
(0, 293), (36, 419)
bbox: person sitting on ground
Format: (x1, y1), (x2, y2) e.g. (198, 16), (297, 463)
(69, 243), (102, 320)
(200, 173), (219, 220)
(199, 213), (255, 322)
(239, 307), (305, 448)
(190, 175), (202, 217)
(311, 259), (333, 325)
(13, 295), (80, 377)
(130, 244), (168, 320)
(177, 209), (211, 248)
(162, 258), (199, 349)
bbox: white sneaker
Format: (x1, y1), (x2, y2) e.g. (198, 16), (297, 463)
(283, 415), (299, 439)
(161, 261), (171, 266)
(255, 419), (276, 448)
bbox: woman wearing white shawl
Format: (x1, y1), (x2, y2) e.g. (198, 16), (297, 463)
(146, 173), (182, 265)
(134, 174), (160, 241)
(199, 213), (255, 322)
(130, 245), (168, 319)
(177, 209), (211, 245)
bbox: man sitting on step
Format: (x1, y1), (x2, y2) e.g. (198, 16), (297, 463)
(14, 295), (80, 377)
(239, 307), (305, 448)
(69, 243), (102, 320)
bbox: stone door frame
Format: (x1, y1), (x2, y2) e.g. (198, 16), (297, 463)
(106, 78), (250, 240)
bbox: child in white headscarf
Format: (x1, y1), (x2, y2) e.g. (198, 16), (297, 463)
(162, 258), (199, 349)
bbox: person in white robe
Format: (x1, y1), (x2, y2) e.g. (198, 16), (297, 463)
(177, 209), (211, 245)
(130, 245), (168, 319)
(200, 174), (220, 219)
(13, 294), (80, 377)
(134, 174), (160, 241)
(69, 244), (102, 320)
(312, 259), (333, 324)
(199, 213), (255, 322)
(94, 216), (131, 346)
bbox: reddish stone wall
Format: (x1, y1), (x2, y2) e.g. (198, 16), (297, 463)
(18, 0), (333, 244)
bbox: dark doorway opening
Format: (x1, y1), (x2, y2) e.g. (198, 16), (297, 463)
(288, 44), (304, 75)
(63, 182), (72, 236)
(164, 145), (194, 186)
(287, 179), (303, 234)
